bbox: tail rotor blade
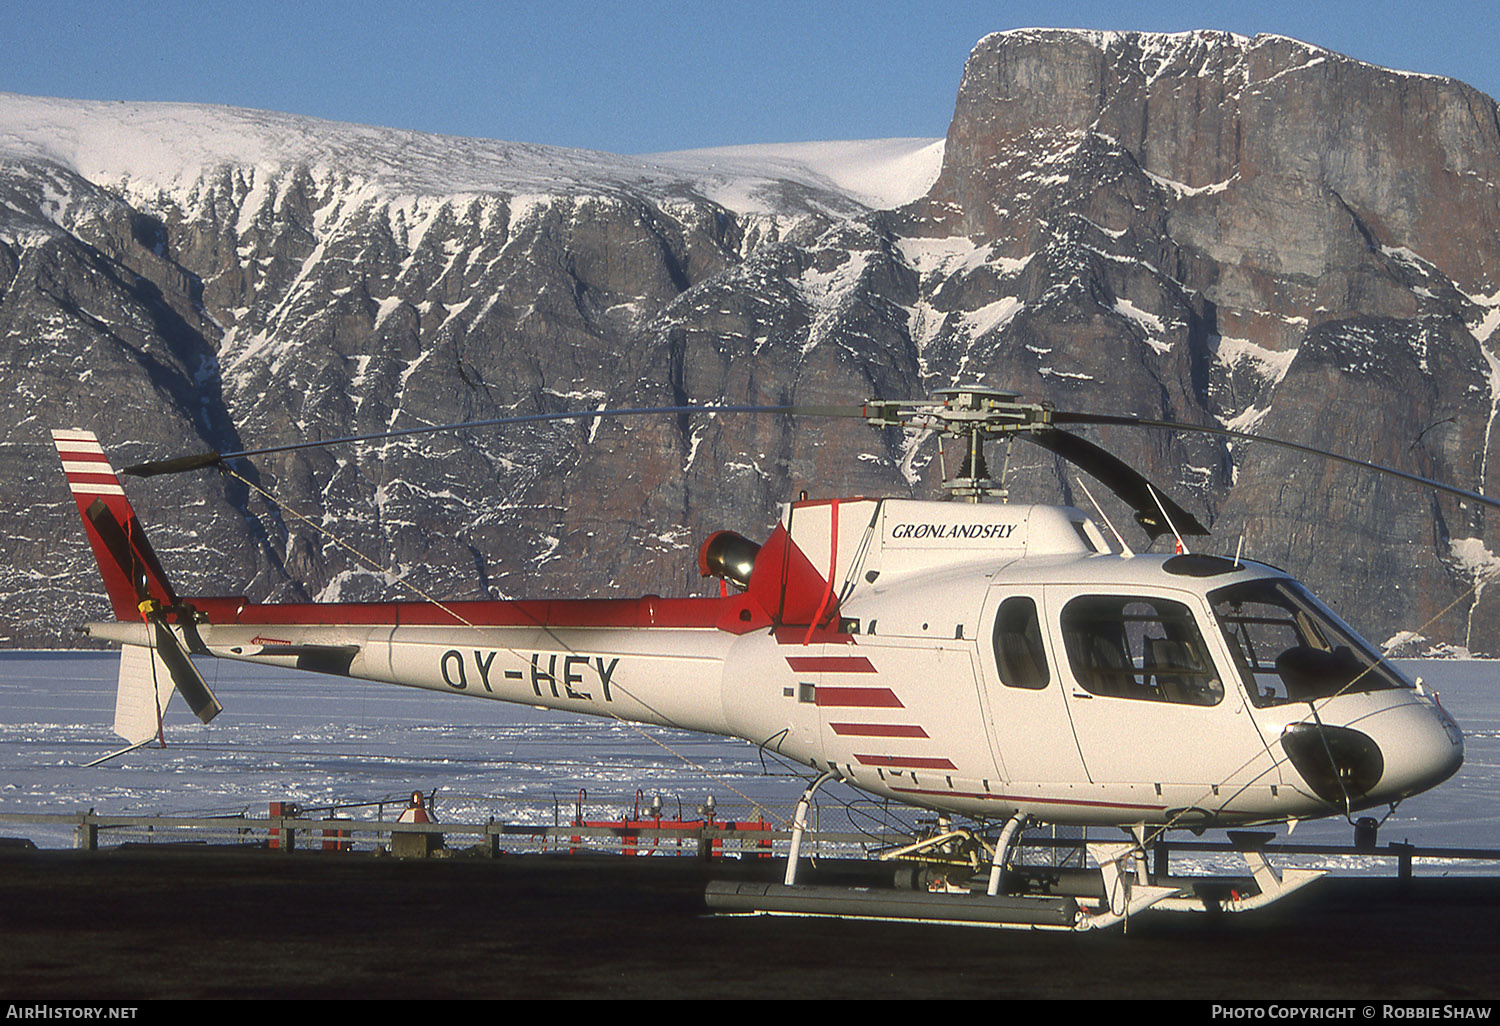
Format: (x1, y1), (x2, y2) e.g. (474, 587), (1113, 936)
(148, 618), (222, 725)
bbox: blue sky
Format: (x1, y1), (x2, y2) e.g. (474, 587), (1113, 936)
(5, 1), (1495, 154)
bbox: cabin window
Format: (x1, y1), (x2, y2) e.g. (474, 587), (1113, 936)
(1059, 595), (1224, 706)
(1210, 579), (1411, 708)
(993, 596), (1049, 689)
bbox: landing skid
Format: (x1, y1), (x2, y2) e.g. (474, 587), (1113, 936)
(705, 809), (1325, 931)
(1149, 835), (1326, 917)
(706, 879), (1083, 929)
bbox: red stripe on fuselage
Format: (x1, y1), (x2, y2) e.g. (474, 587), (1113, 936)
(890, 786), (1166, 813)
(814, 687), (904, 708)
(828, 723), (929, 738)
(785, 655), (876, 673)
(855, 754), (957, 770)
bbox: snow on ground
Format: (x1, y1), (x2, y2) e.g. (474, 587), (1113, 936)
(0, 652), (891, 851)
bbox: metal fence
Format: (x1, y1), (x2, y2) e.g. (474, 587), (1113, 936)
(0, 807), (860, 858)
(2, 804), (1499, 883)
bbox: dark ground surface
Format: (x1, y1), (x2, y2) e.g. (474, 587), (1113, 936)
(1, 843), (1498, 1001)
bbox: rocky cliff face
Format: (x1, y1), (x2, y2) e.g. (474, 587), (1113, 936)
(2, 29), (1498, 655)
(905, 29), (1500, 653)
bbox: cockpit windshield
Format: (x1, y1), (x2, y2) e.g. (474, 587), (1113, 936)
(1210, 578), (1412, 708)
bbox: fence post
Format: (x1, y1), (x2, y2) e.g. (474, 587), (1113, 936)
(1394, 842), (1414, 884)
(75, 812), (97, 851)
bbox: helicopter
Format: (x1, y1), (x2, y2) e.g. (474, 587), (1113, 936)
(52, 386), (1472, 930)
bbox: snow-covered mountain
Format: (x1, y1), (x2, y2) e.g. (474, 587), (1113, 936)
(3, 29), (1499, 654)
(0, 92), (943, 214)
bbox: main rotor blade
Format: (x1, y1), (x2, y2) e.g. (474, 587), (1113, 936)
(1053, 412), (1500, 512)
(122, 403), (868, 478)
(1022, 429), (1209, 539)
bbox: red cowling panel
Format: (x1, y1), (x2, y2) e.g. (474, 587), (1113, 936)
(746, 523), (833, 626)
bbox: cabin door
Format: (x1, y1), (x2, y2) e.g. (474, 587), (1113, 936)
(1044, 586), (1266, 789)
(977, 588), (1089, 784)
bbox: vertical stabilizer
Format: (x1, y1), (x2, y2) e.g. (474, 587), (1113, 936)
(52, 429), (178, 620)
(53, 429), (222, 732)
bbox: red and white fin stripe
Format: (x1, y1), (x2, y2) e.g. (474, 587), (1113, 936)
(51, 427), (170, 620)
(51, 429), (126, 498)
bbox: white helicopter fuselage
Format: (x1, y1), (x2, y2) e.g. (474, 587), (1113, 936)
(84, 494), (1465, 831)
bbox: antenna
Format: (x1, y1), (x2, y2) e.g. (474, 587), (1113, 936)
(1146, 483), (1190, 554)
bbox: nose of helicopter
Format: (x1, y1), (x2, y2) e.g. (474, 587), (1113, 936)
(1373, 697), (1464, 804)
(1282, 696), (1463, 809)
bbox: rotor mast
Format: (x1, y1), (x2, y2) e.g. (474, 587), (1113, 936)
(863, 387), (1053, 502)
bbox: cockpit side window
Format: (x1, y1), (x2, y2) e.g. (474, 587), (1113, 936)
(993, 596), (1049, 689)
(1210, 579), (1411, 708)
(1059, 595), (1224, 706)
